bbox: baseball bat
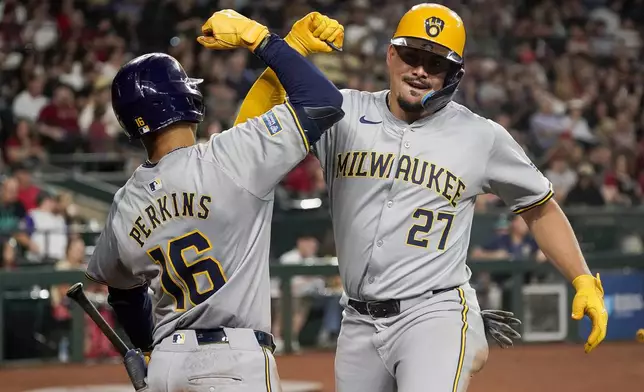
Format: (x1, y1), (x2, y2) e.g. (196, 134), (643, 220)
(66, 282), (129, 355)
(66, 282), (148, 391)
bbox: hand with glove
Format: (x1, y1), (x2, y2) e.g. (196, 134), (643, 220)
(197, 9), (269, 52)
(481, 309), (522, 349)
(284, 11), (344, 56)
(571, 273), (608, 353)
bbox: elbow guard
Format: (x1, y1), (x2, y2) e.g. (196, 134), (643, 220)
(291, 104), (345, 144)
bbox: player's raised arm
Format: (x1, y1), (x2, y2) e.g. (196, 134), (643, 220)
(233, 12), (344, 126)
(197, 10), (345, 199)
(483, 121), (607, 354)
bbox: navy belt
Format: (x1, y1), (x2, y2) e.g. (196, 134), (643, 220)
(194, 328), (276, 353)
(348, 286), (458, 318)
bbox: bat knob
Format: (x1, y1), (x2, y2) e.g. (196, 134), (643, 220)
(66, 282), (84, 299)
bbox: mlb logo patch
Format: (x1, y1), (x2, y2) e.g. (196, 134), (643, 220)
(261, 110), (283, 136)
(172, 333), (185, 345)
(148, 179), (162, 193)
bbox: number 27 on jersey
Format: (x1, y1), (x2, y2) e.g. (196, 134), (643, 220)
(406, 208), (454, 250)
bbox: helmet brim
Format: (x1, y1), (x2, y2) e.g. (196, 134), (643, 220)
(391, 37), (463, 64)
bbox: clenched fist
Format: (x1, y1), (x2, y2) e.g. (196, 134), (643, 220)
(197, 9), (269, 52)
(285, 12), (344, 57)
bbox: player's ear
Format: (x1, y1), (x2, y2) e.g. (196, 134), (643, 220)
(386, 44), (395, 67)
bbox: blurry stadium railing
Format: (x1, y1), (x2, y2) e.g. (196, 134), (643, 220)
(0, 268), (86, 365)
(38, 154), (128, 205)
(0, 254), (642, 363)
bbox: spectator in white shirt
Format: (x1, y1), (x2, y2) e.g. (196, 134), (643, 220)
(23, 191), (67, 263)
(12, 75), (49, 123)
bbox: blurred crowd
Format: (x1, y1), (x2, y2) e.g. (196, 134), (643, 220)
(0, 0), (642, 205)
(1, 0), (644, 356)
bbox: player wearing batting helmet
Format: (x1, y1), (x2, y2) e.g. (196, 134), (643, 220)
(86, 9), (345, 392)
(236, 3), (607, 392)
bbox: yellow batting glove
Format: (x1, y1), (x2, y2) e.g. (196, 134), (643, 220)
(197, 9), (269, 53)
(284, 11), (344, 57)
(571, 273), (608, 353)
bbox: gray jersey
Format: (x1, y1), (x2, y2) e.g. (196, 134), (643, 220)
(87, 103), (309, 344)
(315, 89), (552, 301)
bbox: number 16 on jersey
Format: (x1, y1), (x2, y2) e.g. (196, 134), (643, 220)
(147, 230), (227, 311)
(406, 208), (454, 250)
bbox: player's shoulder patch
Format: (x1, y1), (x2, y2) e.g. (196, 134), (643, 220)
(260, 109), (283, 136)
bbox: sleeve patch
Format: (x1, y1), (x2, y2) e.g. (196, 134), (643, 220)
(261, 110), (283, 136)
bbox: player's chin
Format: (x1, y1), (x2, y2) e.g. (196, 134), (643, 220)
(397, 94), (424, 113)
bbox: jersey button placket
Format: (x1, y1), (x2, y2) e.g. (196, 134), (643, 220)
(403, 128), (411, 149)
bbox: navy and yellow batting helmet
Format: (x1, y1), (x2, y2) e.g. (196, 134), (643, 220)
(111, 53), (205, 140)
(391, 3), (466, 114)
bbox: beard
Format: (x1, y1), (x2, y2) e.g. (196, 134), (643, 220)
(396, 93), (424, 113)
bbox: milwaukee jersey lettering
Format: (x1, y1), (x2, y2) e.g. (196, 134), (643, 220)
(314, 89), (552, 300)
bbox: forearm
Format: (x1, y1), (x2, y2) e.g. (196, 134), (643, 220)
(107, 285), (154, 351)
(234, 67), (286, 126)
(521, 199), (591, 281)
(254, 34), (341, 109)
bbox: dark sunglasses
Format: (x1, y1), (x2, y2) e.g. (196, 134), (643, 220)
(395, 46), (453, 75)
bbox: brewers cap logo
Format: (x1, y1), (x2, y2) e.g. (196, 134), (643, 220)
(425, 16), (445, 38)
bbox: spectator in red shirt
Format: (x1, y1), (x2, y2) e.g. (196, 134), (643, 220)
(12, 163), (41, 212)
(283, 154), (326, 197)
(37, 84), (82, 154)
(3, 119), (46, 167)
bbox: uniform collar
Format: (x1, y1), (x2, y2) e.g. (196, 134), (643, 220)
(142, 146), (190, 168)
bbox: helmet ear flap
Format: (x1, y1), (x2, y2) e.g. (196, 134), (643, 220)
(447, 65), (464, 86)
(421, 64), (464, 114)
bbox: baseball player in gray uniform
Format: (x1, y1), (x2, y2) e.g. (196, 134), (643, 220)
(85, 10), (346, 392)
(237, 3), (608, 392)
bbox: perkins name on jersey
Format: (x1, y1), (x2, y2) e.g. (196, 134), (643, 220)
(335, 151), (466, 208)
(129, 192), (212, 247)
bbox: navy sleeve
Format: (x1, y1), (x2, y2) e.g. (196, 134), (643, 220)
(253, 34), (344, 143)
(254, 34), (341, 108)
(108, 285), (154, 351)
